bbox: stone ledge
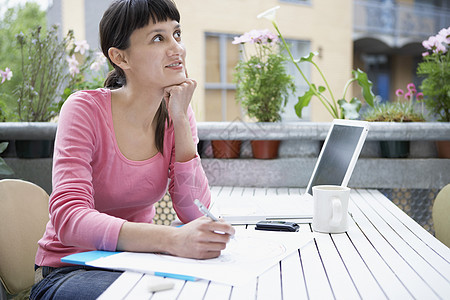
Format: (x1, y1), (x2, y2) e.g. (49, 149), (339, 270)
(1, 121), (449, 141)
(198, 122), (450, 141)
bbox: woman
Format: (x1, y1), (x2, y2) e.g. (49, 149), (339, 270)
(30, 0), (234, 298)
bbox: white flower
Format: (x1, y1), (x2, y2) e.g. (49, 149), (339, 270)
(257, 6), (280, 22)
(4, 68), (12, 81)
(90, 52), (107, 71)
(66, 55), (80, 76)
(0, 68), (13, 84)
(74, 40), (90, 55)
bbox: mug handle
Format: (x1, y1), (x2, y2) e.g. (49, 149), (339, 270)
(330, 197), (342, 227)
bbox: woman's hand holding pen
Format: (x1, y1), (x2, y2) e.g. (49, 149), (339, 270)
(169, 217), (235, 259)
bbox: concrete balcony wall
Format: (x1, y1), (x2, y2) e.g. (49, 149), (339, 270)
(1, 122), (449, 195)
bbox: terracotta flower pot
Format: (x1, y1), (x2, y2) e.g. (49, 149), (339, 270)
(211, 140), (241, 158)
(436, 140), (450, 158)
(251, 140), (280, 159)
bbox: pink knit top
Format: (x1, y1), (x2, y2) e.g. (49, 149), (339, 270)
(35, 88), (211, 267)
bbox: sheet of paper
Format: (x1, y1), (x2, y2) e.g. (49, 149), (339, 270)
(87, 228), (313, 286)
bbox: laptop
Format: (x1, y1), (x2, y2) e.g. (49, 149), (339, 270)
(210, 119), (370, 224)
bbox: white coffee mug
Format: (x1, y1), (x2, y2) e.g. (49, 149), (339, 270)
(312, 185), (351, 233)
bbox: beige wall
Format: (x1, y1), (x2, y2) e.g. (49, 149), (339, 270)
(61, 0), (85, 40)
(391, 55), (414, 101)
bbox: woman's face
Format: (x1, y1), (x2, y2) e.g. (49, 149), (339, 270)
(124, 19), (187, 89)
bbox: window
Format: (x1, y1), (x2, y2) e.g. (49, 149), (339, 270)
(282, 39), (311, 121)
(204, 33), (241, 121)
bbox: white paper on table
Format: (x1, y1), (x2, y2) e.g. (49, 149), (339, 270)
(87, 228), (313, 286)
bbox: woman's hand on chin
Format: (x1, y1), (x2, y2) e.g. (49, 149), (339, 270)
(163, 78), (197, 121)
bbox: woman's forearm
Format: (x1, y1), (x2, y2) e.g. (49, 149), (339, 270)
(116, 221), (176, 253)
(172, 114), (196, 162)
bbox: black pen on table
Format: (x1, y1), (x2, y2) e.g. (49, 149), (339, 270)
(194, 199), (235, 239)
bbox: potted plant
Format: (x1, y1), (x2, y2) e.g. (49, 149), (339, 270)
(257, 6), (375, 120)
(362, 83), (426, 158)
(12, 25), (107, 158)
(233, 29), (296, 159)
(417, 26), (450, 158)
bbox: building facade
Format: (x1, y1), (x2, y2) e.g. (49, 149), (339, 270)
(47, 0), (449, 122)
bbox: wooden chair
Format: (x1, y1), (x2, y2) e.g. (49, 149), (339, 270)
(432, 184), (450, 248)
(0, 179), (49, 299)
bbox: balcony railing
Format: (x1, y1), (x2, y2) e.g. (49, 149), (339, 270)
(354, 0), (450, 40)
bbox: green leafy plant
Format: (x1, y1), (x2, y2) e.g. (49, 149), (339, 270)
(15, 25), (74, 121)
(417, 26), (450, 122)
(363, 83), (425, 122)
(0, 142), (14, 176)
(233, 29), (296, 122)
(0, 2), (46, 120)
(14, 25), (108, 122)
(257, 6), (375, 120)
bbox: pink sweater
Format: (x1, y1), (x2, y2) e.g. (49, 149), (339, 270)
(35, 88), (211, 267)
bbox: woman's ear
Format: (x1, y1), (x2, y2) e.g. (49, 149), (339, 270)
(108, 47), (130, 70)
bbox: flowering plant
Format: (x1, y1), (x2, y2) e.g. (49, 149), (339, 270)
(257, 6), (375, 120)
(362, 83), (425, 122)
(417, 27), (450, 122)
(14, 25), (107, 122)
(0, 67), (13, 121)
(233, 29), (296, 122)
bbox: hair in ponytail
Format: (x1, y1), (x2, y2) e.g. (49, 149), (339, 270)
(104, 69), (126, 90)
(99, 0), (178, 154)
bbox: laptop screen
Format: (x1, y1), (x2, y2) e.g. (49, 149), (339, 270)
(307, 124), (365, 195)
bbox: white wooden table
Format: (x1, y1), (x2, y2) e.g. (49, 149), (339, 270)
(99, 187), (450, 299)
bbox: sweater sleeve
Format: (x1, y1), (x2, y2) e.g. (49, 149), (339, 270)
(168, 106), (211, 223)
(49, 92), (125, 251)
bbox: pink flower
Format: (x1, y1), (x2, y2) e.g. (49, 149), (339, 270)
(417, 92), (424, 101)
(407, 83), (416, 91)
(232, 35), (249, 45)
(438, 27), (450, 44)
(422, 35), (447, 54)
(395, 89), (404, 97)
(422, 36), (436, 50)
(422, 51), (429, 57)
(0, 67), (13, 84)
(404, 92), (412, 100)
(232, 29), (278, 46)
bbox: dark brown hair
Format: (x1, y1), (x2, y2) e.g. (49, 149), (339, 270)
(99, 0), (180, 154)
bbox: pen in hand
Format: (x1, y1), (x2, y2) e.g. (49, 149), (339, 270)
(194, 199), (235, 240)
(194, 199), (219, 221)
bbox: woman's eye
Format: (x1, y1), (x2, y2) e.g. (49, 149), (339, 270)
(153, 35), (163, 42)
(174, 31), (181, 40)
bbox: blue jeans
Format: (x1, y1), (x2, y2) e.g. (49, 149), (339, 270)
(30, 266), (123, 300)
